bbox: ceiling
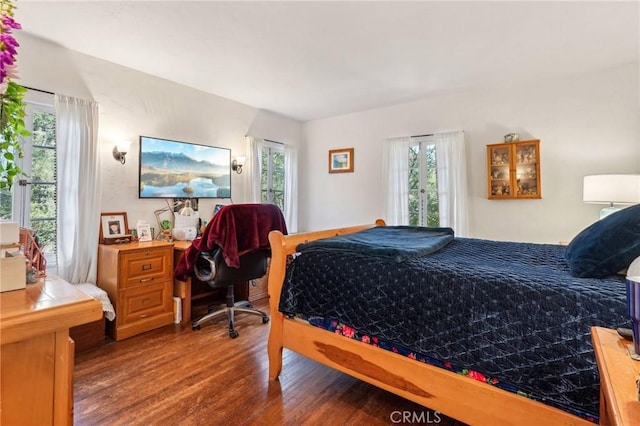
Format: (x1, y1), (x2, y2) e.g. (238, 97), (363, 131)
(15, 1), (639, 122)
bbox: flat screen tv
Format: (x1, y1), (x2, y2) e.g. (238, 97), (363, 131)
(139, 136), (231, 199)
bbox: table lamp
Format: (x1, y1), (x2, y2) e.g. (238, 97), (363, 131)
(583, 174), (640, 219)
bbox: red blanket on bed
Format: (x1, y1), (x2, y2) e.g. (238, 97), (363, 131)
(174, 203), (287, 280)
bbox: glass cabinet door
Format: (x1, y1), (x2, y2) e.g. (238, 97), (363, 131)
(514, 141), (539, 198)
(488, 145), (512, 197)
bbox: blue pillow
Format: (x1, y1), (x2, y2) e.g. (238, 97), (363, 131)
(565, 204), (640, 278)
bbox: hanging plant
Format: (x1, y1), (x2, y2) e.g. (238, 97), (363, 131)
(0, 0), (29, 189)
(0, 80), (28, 188)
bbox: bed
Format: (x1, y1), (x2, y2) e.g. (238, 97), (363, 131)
(266, 218), (635, 426)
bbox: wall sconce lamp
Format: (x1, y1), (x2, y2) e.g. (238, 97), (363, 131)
(112, 140), (132, 165)
(232, 156), (246, 174)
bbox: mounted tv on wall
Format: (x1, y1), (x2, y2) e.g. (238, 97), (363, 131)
(139, 136), (231, 199)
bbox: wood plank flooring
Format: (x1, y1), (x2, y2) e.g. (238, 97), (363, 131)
(73, 301), (466, 426)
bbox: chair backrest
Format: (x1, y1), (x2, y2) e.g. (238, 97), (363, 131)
(186, 203), (287, 285)
(194, 248), (268, 286)
(197, 203), (287, 269)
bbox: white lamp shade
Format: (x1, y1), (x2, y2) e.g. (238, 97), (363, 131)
(628, 256), (640, 282)
(235, 156), (246, 166)
(115, 140), (132, 154)
(583, 174), (640, 205)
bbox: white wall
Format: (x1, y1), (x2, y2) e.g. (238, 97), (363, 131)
(301, 64), (640, 243)
(16, 33), (302, 231)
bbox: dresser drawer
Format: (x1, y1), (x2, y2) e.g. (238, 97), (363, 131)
(119, 282), (172, 325)
(120, 247), (172, 288)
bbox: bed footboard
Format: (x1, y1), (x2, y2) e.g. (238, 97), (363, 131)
(267, 221), (384, 380)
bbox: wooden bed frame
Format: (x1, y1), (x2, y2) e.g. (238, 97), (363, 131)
(267, 220), (593, 426)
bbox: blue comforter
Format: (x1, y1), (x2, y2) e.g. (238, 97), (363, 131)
(279, 235), (628, 420)
(297, 226), (454, 262)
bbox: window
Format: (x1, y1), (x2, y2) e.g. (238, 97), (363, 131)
(0, 98), (57, 267)
(408, 139), (439, 227)
(260, 140), (285, 210)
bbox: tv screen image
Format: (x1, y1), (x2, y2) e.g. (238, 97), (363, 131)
(139, 136), (231, 199)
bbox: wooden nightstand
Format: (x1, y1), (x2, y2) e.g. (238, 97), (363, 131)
(591, 326), (640, 425)
(98, 241), (174, 340)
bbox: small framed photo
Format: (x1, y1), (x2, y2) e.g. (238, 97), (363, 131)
(137, 223), (152, 242)
(100, 212), (129, 244)
(328, 148), (354, 173)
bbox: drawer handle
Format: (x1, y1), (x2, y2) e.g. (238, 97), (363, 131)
(139, 277), (155, 283)
(140, 314), (151, 318)
(142, 263), (152, 271)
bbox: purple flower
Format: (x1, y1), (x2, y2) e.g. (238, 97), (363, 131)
(1, 51), (15, 65)
(0, 9), (23, 85)
(2, 15), (21, 30)
(1, 40), (18, 56)
(1, 33), (19, 48)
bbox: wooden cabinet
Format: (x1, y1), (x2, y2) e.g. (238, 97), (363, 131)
(0, 277), (102, 425)
(487, 139), (541, 199)
(98, 241), (174, 341)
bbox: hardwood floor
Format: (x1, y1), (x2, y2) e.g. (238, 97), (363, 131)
(73, 301), (466, 426)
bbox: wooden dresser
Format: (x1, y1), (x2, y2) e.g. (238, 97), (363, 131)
(0, 277), (102, 425)
(97, 241), (174, 340)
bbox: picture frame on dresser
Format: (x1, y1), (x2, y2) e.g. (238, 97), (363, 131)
(137, 223), (152, 242)
(99, 212), (129, 244)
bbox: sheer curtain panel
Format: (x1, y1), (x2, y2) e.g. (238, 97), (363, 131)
(55, 95), (101, 283)
(245, 136), (263, 203)
(382, 137), (411, 225)
(284, 144), (298, 233)
(433, 130), (469, 236)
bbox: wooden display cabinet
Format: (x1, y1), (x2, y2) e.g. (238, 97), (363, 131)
(487, 139), (541, 199)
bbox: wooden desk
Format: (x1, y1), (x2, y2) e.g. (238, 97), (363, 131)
(173, 241), (251, 324)
(591, 326), (640, 425)
(0, 277), (103, 425)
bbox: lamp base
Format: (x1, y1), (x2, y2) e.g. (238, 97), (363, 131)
(600, 206), (620, 219)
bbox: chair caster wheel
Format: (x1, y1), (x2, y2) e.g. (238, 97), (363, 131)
(229, 330), (239, 339)
(262, 317), (270, 324)
(192, 324), (201, 331)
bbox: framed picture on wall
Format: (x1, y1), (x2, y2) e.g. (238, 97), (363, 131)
(100, 212), (129, 244)
(328, 148), (354, 173)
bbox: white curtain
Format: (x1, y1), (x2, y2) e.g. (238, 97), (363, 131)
(383, 131), (468, 234)
(433, 130), (469, 236)
(245, 136), (263, 202)
(382, 137), (411, 225)
(284, 144), (298, 233)
(55, 95), (101, 283)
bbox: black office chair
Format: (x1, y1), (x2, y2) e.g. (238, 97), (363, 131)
(188, 203), (286, 338)
(191, 248), (269, 338)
